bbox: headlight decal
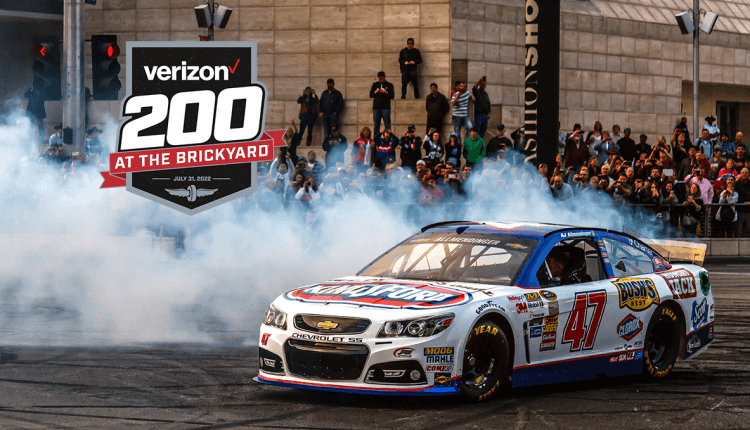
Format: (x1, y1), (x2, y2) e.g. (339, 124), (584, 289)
(377, 314), (454, 338)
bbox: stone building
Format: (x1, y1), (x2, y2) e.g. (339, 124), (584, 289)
(4, 0), (750, 155)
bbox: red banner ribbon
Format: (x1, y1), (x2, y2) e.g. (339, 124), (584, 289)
(100, 130), (286, 188)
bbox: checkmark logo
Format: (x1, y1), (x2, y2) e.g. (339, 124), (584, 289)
(228, 59), (240, 73)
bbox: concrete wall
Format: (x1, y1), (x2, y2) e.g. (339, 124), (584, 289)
(84, 0), (453, 155)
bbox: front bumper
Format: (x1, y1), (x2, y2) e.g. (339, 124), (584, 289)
(255, 372), (461, 396)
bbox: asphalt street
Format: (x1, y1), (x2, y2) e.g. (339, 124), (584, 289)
(0, 263), (747, 429)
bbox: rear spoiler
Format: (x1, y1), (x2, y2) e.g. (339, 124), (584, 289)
(641, 239), (707, 266)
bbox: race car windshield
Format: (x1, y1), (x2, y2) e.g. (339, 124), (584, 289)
(359, 232), (538, 285)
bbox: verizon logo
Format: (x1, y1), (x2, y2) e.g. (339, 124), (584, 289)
(144, 59), (240, 81)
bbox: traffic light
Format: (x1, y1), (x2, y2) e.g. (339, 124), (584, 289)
(32, 36), (61, 101)
(91, 35), (121, 101)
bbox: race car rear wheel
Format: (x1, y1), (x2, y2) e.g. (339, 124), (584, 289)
(461, 320), (509, 401)
(643, 305), (681, 379)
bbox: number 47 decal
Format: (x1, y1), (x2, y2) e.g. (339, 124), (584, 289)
(562, 290), (606, 352)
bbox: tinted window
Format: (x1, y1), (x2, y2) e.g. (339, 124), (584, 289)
(603, 238), (653, 277)
(359, 232), (537, 285)
(536, 238), (606, 287)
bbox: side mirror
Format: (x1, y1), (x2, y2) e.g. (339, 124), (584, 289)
(615, 260), (626, 273)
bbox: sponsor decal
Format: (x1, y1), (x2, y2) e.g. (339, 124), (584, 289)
(530, 311), (545, 319)
(524, 292), (541, 301)
(426, 354), (455, 364)
(529, 318), (544, 326)
(434, 373), (452, 386)
(692, 298), (708, 330)
(393, 347), (414, 358)
(627, 238), (652, 255)
(473, 325), (499, 336)
(548, 301), (559, 315)
(291, 333), (362, 343)
(475, 300), (505, 315)
(424, 347), (454, 355)
(530, 326), (542, 338)
(652, 256), (671, 271)
(543, 314), (558, 333)
(686, 334), (701, 354)
(708, 325), (713, 339)
(700, 272), (711, 295)
(658, 269), (697, 300)
(609, 350), (643, 363)
(542, 332), (555, 342)
(601, 251), (608, 258)
(561, 290), (606, 351)
(260, 333), (270, 346)
(507, 243), (527, 249)
(507, 295), (524, 302)
(539, 290), (557, 301)
(614, 278), (660, 311)
(516, 302), (528, 313)
(617, 314), (643, 341)
(285, 282), (471, 309)
(528, 300), (544, 310)
(316, 321), (339, 330)
(426, 364), (454, 372)
(101, 42), (285, 214)
(539, 341), (555, 351)
(560, 231), (595, 238)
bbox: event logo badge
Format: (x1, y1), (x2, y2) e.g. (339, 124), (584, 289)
(100, 42), (284, 214)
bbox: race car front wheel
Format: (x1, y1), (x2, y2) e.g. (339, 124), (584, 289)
(461, 320), (509, 401)
(643, 305), (681, 379)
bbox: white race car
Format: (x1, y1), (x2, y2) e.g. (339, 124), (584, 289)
(255, 222), (713, 400)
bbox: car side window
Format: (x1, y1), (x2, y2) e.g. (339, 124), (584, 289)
(603, 238), (653, 278)
(536, 239), (606, 287)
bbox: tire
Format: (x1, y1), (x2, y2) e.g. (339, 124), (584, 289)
(643, 305), (681, 379)
(461, 320), (510, 401)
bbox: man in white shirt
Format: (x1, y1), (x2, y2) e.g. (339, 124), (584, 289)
(704, 115), (720, 146)
(49, 124), (63, 149)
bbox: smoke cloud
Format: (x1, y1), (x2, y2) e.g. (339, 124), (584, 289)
(0, 103), (662, 346)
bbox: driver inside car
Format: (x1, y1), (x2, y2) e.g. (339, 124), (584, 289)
(545, 247), (568, 280)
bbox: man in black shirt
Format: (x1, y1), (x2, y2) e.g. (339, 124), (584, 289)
(319, 78), (344, 140)
(485, 124), (512, 160)
(635, 134), (651, 160)
(618, 127), (636, 162)
(674, 116), (691, 144)
(399, 125), (422, 172)
(398, 38), (422, 99)
(425, 83), (449, 135)
(370, 71), (395, 135)
(472, 77), (491, 139)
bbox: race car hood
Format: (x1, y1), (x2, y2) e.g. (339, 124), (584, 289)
(280, 276), (508, 313)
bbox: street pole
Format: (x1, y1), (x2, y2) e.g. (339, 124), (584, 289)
(63, 0), (85, 153)
(208, 0), (214, 41)
(693, 0), (700, 144)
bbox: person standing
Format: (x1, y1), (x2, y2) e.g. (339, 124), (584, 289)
(451, 81), (474, 143)
(425, 83), (449, 135)
(472, 77), (491, 140)
(399, 125), (423, 172)
(398, 38), (422, 99)
(370, 71), (395, 134)
(322, 126), (347, 169)
(318, 78), (344, 140)
(704, 115), (720, 146)
(296, 87), (318, 146)
(485, 124), (512, 160)
(462, 127), (486, 168)
(49, 124), (63, 149)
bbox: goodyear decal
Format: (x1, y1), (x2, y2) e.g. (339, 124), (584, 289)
(613, 278), (660, 311)
(285, 281), (470, 309)
(617, 313), (643, 341)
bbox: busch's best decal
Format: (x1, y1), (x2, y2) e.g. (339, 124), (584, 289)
(613, 278), (660, 311)
(285, 282), (470, 309)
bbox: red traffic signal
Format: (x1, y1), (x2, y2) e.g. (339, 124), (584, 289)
(33, 44), (49, 57)
(107, 43), (120, 59)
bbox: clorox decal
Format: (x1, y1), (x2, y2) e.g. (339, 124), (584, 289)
(284, 282), (471, 309)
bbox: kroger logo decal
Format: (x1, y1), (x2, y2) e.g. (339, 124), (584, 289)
(691, 298), (708, 330)
(617, 313), (643, 341)
(286, 282), (470, 308)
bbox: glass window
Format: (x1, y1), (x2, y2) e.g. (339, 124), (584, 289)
(537, 239), (606, 287)
(603, 238), (653, 278)
(359, 233), (537, 285)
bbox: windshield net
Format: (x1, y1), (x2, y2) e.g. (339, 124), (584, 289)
(359, 232), (538, 285)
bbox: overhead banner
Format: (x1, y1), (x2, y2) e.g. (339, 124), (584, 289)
(524, 0), (559, 168)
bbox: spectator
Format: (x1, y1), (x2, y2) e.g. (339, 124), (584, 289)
(306, 150), (325, 184)
(422, 130), (444, 164)
(587, 156), (600, 177)
(707, 147), (725, 181)
(718, 132), (735, 157)
(599, 164), (613, 186)
(418, 175), (445, 205)
(425, 83), (449, 135)
(84, 127), (105, 158)
(674, 116), (691, 144)
(511, 127), (528, 152)
(370, 71), (395, 134)
(671, 131), (689, 166)
(704, 115), (720, 146)
(595, 130), (619, 166)
(450, 80), (474, 143)
(609, 173), (632, 203)
(716, 181), (739, 237)
(269, 153), (295, 198)
(463, 127), (486, 168)
(682, 183), (704, 236)
(444, 132), (462, 169)
(718, 158), (739, 178)
(472, 77), (491, 139)
(585, 121), (604, 158)
(295, 176), (318, 205)
(319, 79), (344, 140)
(486, 124), (513, 160)
(696, 128), (713, 158)
(635, 134), (652, 160)
(558, 122), (567, 157)
(49, 124), (63, 149)
(400, 125), (423, 172)
(735, 144), (748, 163)
(550, 175), (574, 200)
(399, 38), (422, 99)
(732, 132), (745, 153)
(373, 129), (399, 170)
(352, 127), (374, 171)
(294, 158), (311, 182)
(735, 168), (750, 236)
(685, 167), (714, 204)
(678, 146), (698, 181)
(618, 127), (636, 162)
(564, 132), (588, 178)
(297, 87), (318, 146)
(611, 124), (622, 143)
(322, 126), (347, 169)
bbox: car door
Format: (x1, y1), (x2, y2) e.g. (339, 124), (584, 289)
(524, 234), (619, 365)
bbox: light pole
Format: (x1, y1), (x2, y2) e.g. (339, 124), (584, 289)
(194, 2), (233, 40)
